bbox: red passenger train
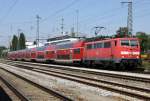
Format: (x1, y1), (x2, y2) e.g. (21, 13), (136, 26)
(7, 37), (141, 70)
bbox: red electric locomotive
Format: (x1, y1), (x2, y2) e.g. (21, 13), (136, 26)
(83, 37), (141, 69)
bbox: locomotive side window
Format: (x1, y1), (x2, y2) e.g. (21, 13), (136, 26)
(74, 48), (80, 54)
(104, 42), (111, 48)
(87, 44), (92, 49)
(93, 43), (103, 48)
(121, 40), (129, 46)
(97, 43), (103, 48)
(94, 43), (97, 48)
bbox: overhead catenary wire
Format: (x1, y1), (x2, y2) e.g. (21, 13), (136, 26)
(41, 0), (80, 22)
(0, 0), (149, 41)
(0, 0), (19, 24)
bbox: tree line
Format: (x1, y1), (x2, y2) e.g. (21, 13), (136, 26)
(115, 27), (150, 52)
(1, 27), (150, 54)
(10, 33), (26, 51)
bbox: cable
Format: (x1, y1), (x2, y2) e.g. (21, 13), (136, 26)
(41, 0), (80, 22)
(1, 0), (79, 25)
(0, 0), (19, 24)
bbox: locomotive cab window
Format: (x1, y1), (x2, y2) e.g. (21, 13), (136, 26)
(121, 40), (138, 47)
(121, 40), (129, 46)
(130, 40), (138, 47)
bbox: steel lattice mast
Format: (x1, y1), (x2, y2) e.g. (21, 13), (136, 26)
(121, 1), (133, 36)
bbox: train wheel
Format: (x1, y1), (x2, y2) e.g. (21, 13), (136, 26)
(116, 63), (125, 70)
(120, 62), (126, 70)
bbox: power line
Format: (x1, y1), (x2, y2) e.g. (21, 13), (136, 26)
(41, 0), (80, 22)
(0, 0), (79, 26)
(0, 0), (19, 24)
(77, 0), (144, 28)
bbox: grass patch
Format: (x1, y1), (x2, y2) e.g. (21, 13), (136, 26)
(142, 60), (150, 70)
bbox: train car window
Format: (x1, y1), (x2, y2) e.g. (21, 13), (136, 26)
(57, 54), (70, 59)
(37, 55), (44, 59)
(57, 43), (73, 49)
(104, 42), (111, 48)
(51, 51), (55, 54)
(94, 43), (97, 48)
(87, 44), (92, 49)
(121, 40), (130, 46)
(31, 52), (36, 56)
(74, 48), (80, 54)
(46, 51), (49, 54)
(130, 40), (138, 47)
(46, 51), (54, 54)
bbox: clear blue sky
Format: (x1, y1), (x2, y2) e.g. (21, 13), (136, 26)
(0, 0), (150, 46)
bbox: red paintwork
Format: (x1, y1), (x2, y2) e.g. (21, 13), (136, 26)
(72, 41), (84, 60)
(30, 48), (36, 60)
(44, 44), (55, 60)
(84, 38), (140, 61)
(7, 37), (140, 66)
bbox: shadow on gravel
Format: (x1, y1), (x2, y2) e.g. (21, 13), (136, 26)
(0, 86), (12, 101)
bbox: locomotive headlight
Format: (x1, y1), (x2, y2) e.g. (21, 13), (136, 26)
(122, 56), (124, 58)
(136, 56), (139, 58)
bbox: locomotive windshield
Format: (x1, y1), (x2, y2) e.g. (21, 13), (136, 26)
(121, 40), (138, 47)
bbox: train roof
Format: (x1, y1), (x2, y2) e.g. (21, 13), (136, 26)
(45, 37), (83, 46)
(85, 37), (139, 44)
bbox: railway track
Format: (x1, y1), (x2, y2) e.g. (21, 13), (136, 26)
(0, 76), (29, 101)
(1, 60), (150, 100)
(0, 66), (73, 101)
(4, 59), (150, 82)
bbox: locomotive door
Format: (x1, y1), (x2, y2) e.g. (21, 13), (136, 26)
(110, 40), (116, 59)
(103, 41), (112, 59)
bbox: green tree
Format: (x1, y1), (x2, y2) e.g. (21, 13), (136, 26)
(148, 35), (150, 50)
(19, 33), (26, 49)
(136, 32), (149, 52)
(0, 46), (6, 58)
(115, 27), (129, 38)
(11, 35), (18, 51)
(33, 41), (37, 45)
